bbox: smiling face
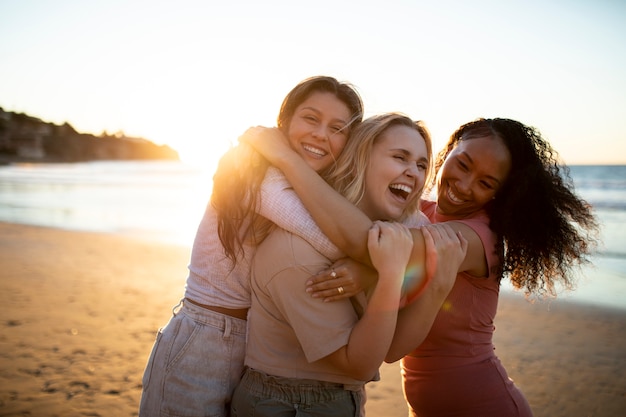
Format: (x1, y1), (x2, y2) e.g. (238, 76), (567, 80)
(285, 91), (352, 173)
(436, 135), (512, 216)
(358, 124), (429, 221)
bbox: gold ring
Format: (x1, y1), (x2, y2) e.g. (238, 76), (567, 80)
(330, 270), (337, 279)
(337, 286), (345, 295)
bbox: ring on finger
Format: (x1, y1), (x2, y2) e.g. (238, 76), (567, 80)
(337, 286), (345, 295)
(330, 269), (337, 279)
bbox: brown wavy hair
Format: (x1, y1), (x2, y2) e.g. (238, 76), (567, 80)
(211, 76), (364, 265)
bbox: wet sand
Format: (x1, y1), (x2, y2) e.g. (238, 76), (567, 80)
(0, 222), (624, 416)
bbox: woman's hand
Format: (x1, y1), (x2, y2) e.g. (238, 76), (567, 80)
(306, 258), (377, 302)
(419, 223), (468, 301)
(368, 221), (414, 286)
(238, 126), (294, 165)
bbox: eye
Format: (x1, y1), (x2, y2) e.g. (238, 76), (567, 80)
(416, 162), (428, 171)
(480, 180), (495, 190)
(394, 154), (407, 161)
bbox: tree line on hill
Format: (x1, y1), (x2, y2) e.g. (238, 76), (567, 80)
(0, 107), (179, 164)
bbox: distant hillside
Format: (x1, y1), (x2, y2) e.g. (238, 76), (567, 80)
(0, 107), (179, 163)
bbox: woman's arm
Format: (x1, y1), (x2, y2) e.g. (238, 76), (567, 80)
(241, 127), (486, 281)
(258, 166), (343, 261)
(320, 221), (412, 381)
(241, 126), (376, 265)
(386, 223), (468, 362)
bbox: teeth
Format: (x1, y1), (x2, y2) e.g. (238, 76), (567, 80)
(390, 184), (413, 194)
(389, 183), (413, 201)
(303, 144), (326, 157)
(447, 187), (464, 204)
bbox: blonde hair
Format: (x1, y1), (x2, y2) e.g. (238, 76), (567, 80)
(324, 113), (433, 221)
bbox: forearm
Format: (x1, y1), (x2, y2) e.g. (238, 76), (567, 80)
(258, 167), (342, 260)
(384, 284), (449, 362)
(333, 280), (403, 381)
(274, 152), (374, 265)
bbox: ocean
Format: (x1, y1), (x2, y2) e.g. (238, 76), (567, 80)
(1, 161), (624, 310)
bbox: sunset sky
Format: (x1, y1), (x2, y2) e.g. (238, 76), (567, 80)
(1, 0), (625, 168)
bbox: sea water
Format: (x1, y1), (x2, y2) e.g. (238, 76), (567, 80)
(0, 161), (624, 310)
(0, 161), (213, 246)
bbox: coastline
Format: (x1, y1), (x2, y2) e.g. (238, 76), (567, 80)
(0, 222), (624, 416)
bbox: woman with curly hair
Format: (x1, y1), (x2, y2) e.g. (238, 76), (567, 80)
(241, 118), (599, 416)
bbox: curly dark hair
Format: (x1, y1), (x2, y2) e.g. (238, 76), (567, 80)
(212, 76), (364, 265)
(431, 118), (599, 297)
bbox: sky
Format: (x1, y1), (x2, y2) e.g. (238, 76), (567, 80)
(1, 0), (625, 169)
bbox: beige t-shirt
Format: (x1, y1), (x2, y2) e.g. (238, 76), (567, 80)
(184, 166), (342, 308)
(245, 227), (369, 386)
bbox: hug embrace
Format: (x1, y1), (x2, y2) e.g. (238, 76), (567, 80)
(139, 76), (598, 417)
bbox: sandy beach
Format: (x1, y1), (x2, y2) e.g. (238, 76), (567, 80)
(0, 222), (624, 417)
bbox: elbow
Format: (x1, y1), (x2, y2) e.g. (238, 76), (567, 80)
(350, 367), (380, 382)
(340, 360), (381, 382)
(384, 352), (402, 364)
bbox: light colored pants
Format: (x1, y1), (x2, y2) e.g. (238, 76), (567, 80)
(139, 299), (247, 417)
(230, 367), (364, 417)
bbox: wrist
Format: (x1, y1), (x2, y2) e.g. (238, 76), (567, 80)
(271, 149), (298, 170)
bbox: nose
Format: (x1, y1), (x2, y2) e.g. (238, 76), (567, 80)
(455, 177), (471, 194)
(311, 124), (329, 141)
(405, 163), (419, 178)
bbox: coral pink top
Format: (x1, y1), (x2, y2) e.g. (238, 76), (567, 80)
(411, 200), (501, 368)
(401, 200), (533, 417)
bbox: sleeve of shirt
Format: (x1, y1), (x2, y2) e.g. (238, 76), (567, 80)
(258, 166), (344, 261)
(402, 211), (431, 228)
(456, 216), (500, 278)
(264, 233), (358, 363)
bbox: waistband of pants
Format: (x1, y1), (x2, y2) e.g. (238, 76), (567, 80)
(242, 367), (364, 399)
(174, 299), (247, 335)
(184, 297), (248, 320)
